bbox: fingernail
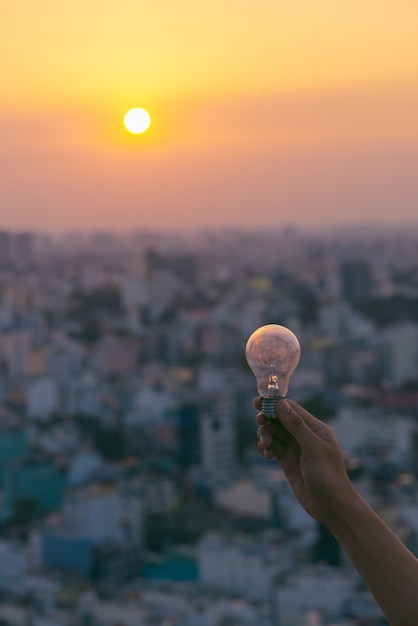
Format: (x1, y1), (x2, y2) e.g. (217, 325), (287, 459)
(277, 399), (291, 415)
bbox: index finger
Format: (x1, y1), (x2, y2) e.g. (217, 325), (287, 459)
(253, 397), (262, 411)
(285, 399), (325, 431)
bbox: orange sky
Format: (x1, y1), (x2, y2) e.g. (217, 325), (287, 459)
(2, 0), (418, 232)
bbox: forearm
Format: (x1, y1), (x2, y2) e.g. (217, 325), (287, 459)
(324, 484), (418, 626)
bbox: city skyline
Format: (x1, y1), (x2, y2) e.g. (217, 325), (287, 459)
(0, 226), (417, 625)
(2, 1), (418, 232)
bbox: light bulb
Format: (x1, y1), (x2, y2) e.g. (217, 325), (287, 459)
(245, 324), (301, 419)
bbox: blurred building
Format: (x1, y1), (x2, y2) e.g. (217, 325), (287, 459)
(0, 427), (28, 479)
(41, 534), (142, 583)
(62, 371), (102, 417)
(177, 401), (201, 469)
(380, 322), (418, 388)
(213, 479), (272, 519)
(62, 482), (143, 545)
(197, 534), (277, 601)
(0, 540), (27, 581)
(12, 232), (35, 267)
(66, 449), (103, 486)
(340, 259), (372, 302)
(201, 394), (237, 482)
(3, 457), (65, 518)
(93, 333), (140, 376)
(4, 329), (31, 378)
(277, 566), (355, 622)
(0, 231), (13, 266)
(41, 481), (143, 582)
(145, 249), (196, 283)
(26, 377), (60, 420)
(0, 231), (35, 268)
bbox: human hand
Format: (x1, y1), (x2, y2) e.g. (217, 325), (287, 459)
(256, 397), (353, 525)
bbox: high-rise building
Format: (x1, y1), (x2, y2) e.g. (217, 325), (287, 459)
(380, 323), (418, 388)
(145, 249), (196, 283)
(201, 394), (237, 482)
(26, 377), (60, 420)
(0, 231), (12, 266)
(63, 483), (143, 545)
(5, 330), (31, 378)
(340, 259), (372, 302)
(0, 427), (28, 479)
(3, 457), (65, 518)
(197, 534), (276, 601)
(177, 402), (201, 469)
(12, 232), (34, 266)
(0, 231), (36, 267)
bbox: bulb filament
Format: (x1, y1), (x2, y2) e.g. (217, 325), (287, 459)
(267, 362), (280, 396)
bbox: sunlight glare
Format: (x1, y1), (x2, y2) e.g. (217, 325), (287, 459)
(123, 107), (151, 134)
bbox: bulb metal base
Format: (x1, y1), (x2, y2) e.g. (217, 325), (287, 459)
(261, 396), (282, 420)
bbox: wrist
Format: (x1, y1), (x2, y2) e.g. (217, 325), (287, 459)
(320, 480), (363, 533)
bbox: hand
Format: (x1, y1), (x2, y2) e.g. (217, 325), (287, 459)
(256, 397), (352, 525)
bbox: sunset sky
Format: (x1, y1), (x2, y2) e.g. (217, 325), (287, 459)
(2, 0), (418, 233)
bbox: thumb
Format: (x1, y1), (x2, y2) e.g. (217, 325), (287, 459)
(275, 399), (318, 449)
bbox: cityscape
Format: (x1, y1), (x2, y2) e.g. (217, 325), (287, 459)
(3, 0), (418, 622)
(0, 224), (417, 625)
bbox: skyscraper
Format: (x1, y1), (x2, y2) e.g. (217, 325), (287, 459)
(0, 231), (12, 266)
(340, 259), (372, 302)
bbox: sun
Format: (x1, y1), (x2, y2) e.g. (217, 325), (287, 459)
(123, 107), (151, 134)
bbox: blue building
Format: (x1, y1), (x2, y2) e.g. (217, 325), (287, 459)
(42, 533), (94, 578)
(0, 427), (28, 479)
(3, 457), (65, 518)
(42, 532), (142, 583)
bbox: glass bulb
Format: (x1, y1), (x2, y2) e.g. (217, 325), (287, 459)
(245, 324), (301, 418)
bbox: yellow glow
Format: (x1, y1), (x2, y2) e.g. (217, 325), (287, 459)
(2, 0), (418, 112)
(123, 108), (151, 134)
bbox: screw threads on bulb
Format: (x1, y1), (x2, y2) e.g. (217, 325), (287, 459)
(261, 396), (281, 419)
